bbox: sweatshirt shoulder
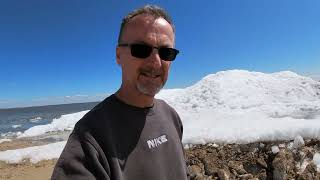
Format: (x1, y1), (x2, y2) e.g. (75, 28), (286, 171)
(156, 98), (174, 111)
(74, 95), (115, 130)
(155, 99), (180, 117)
(155, 99), (183, 138)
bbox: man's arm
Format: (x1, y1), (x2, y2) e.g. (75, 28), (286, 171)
(51, 132), (110, 180)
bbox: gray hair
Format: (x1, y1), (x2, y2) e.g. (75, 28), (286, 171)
(118, 5), (175, 44)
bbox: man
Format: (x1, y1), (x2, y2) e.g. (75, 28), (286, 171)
(52, 5), (188, 180)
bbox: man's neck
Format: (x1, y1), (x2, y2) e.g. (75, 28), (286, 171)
(115, 88), (154, 108)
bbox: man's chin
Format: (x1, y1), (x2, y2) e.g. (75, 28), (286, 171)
(136, 84), (163, 97)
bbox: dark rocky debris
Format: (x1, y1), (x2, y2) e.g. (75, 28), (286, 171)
(186, 138), (320, 180)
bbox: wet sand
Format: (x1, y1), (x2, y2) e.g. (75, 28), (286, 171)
(0, 139), (48, 151)
(0, 159), (56, 180)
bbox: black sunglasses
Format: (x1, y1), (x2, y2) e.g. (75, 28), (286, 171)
(118, 43), (179, 61)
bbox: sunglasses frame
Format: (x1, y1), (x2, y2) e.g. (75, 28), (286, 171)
(118, 43), (179, 61)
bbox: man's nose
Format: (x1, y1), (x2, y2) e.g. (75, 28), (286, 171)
(147, 49), (162, 68)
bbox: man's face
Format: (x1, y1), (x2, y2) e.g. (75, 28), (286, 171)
(116, 14), (175, 97)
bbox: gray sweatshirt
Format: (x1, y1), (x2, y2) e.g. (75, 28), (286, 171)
(51, 94), (189, 180)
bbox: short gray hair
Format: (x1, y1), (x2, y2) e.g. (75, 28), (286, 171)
(118, 5), (175, 44)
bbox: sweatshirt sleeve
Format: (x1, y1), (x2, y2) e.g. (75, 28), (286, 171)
(51, 132), (110, 180)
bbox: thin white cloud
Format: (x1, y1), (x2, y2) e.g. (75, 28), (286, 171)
(0, 100), (9, 104)
(74, 94), (89, 97)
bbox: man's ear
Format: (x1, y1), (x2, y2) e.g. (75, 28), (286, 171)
(116, 47), (121, 65)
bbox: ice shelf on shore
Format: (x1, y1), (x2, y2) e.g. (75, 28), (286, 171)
(18, 110), (89, 138)
(0, 139), (11, 144)
(0, 141), (66, 163)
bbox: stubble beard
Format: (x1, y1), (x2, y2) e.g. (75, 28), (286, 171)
(136, 80), (164, 97)
(136, 67), (166, 97)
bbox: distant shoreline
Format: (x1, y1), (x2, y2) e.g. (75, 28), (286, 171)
(0, 101), (100, 110)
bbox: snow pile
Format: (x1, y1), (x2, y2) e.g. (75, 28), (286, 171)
(0, 141), (66, 163)
(18, 110), (89, 138)
(159, 70), (319, 111)
(157, 70), (320, 144)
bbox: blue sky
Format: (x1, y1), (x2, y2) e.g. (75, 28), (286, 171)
(1, 0), (319, 108)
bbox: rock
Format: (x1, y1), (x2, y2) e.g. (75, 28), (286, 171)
(188, 164), (204, 177)
(256, 158), (267, 169)
(216, 169), (229, 180)
(202, 153), (219, 176)
(227, 161), (247, 175)
(287, 142), (294, 150)
(238, 173), (253, 179)
(298, 162), (319, 180)
(193, 173), (207, 180)
(272, 150), (296, 180)
(218, 149), (226, 159)
(256, 169), (267, 180)
(306, 147), (316, 159)
(243, 162), (263, 175)
(305, 139), (320, 147)
(196, 149), (208, 160)
(240, 144), (250, 152)
(230, 169), (238, 176)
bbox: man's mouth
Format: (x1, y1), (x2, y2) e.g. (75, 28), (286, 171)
(140, 72), (161, 78)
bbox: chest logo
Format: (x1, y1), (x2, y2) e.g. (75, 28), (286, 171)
(147, 135), (168, 149)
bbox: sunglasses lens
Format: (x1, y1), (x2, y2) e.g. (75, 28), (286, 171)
(159, 48), (179, 61)
(131, 44), (152, 58)
(126, 43), (179, 61)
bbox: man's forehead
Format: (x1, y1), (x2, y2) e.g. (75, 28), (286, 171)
(130, 14), (153, 24)
(122, 14), (175, 45)
(131, 34), (172, 47)
(125, 14), (173, 35)
(154, 18), (170, 27)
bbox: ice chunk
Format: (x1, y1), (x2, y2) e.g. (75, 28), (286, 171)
(293, 135), (305, 149)
(313, 153), (320, 172)
(272, 145), (280, 154)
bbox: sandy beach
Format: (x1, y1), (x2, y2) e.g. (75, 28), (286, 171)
(0, 159), (56, 180)
(0, 139), (56, 180)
